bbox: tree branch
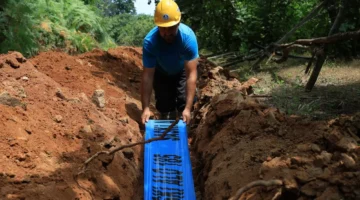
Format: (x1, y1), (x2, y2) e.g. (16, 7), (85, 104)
(222, 54), (259, 68)
(80, 118), (179, 172)
(276, 1), (327, 44)
(229, 179), (283, 200)
(280, 29), (359, 47)
(207, 52), (239, 60)
(273, 45), (310, 63)
(305, 0), (345, 92)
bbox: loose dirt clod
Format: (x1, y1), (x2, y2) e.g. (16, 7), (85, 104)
(54, 115), (63, 123)
(0, 91), (22, 107)
(92, 89), (106, 108)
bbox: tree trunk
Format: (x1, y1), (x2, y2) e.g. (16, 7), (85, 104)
(305, 48), (326, 91)
(305, 0), (344, 91)
(326, 0), (337, 25)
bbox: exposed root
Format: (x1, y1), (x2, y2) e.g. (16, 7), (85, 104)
(73, 170), (95, 200)
(229, 179), (283, 200)
(271, 188), (283, 200)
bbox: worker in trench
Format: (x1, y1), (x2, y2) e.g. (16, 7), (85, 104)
(140, 0), (199, 125)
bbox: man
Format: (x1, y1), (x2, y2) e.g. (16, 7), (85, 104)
(141, 0), (199, 125)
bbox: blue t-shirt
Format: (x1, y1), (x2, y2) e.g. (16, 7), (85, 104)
(142, 23), (199, 75)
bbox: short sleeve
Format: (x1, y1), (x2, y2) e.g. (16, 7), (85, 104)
(142, 39), (156, 68)
(183, 30), (199, 61)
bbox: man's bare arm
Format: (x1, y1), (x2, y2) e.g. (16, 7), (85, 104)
(141, 67), (155, 110)
(184, 58), (198, 111)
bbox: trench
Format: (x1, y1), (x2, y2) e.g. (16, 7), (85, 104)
(129, 120), (205, 200)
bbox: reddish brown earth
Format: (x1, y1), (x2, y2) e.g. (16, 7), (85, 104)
(0, 48), (359, 200)
(192, 58), (360, 200)
(0, 48), (145, 200)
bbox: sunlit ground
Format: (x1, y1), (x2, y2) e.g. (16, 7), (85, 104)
(211, 57), (360, 119)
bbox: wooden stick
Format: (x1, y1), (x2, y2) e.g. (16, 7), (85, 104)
(280, 28), (360, 47)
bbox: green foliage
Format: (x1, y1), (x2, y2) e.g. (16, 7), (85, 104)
(0, 0), (115, 57)
(103, 14), (154, 46)
(177, 0), (359, 58)
(2, 0), (358, 59)
(0, 1), (40, 56)
(178, 0), (240, 52)
(178, 0), (328, 52)
(95, 0), (136, 16)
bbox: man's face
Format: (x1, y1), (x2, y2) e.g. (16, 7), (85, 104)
(158, 23), (179, 43)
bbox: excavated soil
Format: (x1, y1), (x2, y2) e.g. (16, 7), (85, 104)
(0, 48), (145, 200)
(0, 48), (359, 200)
(191, 58), (360, 200)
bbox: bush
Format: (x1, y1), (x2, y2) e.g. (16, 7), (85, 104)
(0, 0), (116, 57)
(103, 13), (154, 47)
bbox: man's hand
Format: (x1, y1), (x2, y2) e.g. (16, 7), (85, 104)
(141, 107), (151, 124)
(182, 108), (191, 124)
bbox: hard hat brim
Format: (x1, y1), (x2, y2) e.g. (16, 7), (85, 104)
(155, 19), (181, 28)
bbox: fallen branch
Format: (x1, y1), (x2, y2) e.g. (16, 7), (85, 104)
(249, 95), (273, 98)
(229, 179), (283, 200)
(273, 45), (310, 63)
(280, 29), (360, 48)
(274, 51), (312, 61)
(207, 51), (239, 60)
(222, 55), (258, 68)
(249, 95), (326, 100)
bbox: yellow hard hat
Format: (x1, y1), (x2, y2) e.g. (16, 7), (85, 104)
(154, 0), (181, 27)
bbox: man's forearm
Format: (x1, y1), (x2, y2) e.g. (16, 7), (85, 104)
(185, 72), (197, 110)
(141, 70), (154, 110)
(184, 58), (198, 111)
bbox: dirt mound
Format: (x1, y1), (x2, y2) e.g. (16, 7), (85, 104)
(0, 48), (145, 200)
(191, 61), (360, 200)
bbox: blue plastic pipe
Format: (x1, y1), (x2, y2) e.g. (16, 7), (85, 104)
(144, 120), (196, 200)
